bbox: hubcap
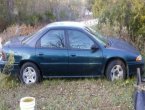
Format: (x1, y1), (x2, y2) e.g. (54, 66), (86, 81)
(111, 65), (124, 81)
(22, 67), (37, 84)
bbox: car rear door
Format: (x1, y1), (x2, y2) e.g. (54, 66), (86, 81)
(67, 29), (103, 76)
(35, 29), (68, 77)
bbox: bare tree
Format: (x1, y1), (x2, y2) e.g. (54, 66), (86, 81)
(6, 0), (14, 22)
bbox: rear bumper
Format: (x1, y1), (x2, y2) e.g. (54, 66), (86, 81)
(128, 61), (144, 76)
(0, 61), (20, 75)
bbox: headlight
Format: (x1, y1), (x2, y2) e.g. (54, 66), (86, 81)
(136, 55), (142, 62)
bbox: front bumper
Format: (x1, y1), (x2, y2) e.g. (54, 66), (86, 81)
(0, 61), (20, 75)
(128, 61), (144, 76)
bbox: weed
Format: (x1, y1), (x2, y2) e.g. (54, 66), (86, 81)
(0, 53), (19, 89)
(0, 101), (9, 110)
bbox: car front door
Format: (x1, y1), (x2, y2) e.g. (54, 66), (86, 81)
(35, 29), (68, 77)
(67, 29), (103, 77)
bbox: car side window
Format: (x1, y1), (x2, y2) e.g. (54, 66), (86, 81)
(40, 30), (65, 48)
(68, 30), (94, 49)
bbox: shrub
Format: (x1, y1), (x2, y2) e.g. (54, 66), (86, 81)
(44, 11), (56, 22)
(3, 53), (15, 75)
(0, 53), (19, 88)
(92, 0), (145, 53)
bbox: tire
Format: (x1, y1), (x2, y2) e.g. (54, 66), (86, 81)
(19, 62), (41, 84)
(106, 60), (126, 81)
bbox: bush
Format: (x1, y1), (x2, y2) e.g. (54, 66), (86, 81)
(0, 53), (19, 88)
(3, 53), (14, 74)
(44, 11), (56, 22)
(92, 0), (145, 53)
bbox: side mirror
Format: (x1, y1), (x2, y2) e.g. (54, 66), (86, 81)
(91, 44), (99, 51)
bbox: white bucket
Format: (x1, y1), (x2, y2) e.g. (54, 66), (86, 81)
(20, 97), (35, 110)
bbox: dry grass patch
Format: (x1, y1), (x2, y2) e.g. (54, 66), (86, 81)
(0, 24), (45, 43)
(0, 78), (135, 110)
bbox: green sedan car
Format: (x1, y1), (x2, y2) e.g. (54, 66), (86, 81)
(0, 22), (144, 84)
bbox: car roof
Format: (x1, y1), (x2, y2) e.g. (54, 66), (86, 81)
(45, 21), (86, 29)
(25, 21), (87, 47)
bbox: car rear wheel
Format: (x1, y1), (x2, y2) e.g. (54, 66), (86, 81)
(106, 60), (126, 81)
(20, 62), (41, 84)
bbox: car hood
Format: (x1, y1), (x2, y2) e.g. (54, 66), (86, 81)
(106, 37), (139, 54)
(4, 36), (28, 46)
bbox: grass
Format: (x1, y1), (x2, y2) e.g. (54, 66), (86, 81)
(0, 76), (136, 110)
(0, 74), (19, 89)
(0, 102), (9, 110)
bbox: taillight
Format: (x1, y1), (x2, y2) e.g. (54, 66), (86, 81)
(0, 52), (2, 61)
(0, 51), (6, 61)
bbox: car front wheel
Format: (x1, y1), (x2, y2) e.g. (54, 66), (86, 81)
(106, 60), (126, 81)
(20, 62), (41, 84)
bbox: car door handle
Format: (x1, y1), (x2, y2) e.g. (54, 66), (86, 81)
(37, 53), (44, 56)
(70, 54), (76, 57)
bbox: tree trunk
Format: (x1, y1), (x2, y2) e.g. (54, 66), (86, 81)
(6, 0), (14, 23)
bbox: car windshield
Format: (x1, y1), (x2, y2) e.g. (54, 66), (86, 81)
(85, 27), (109, 47)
